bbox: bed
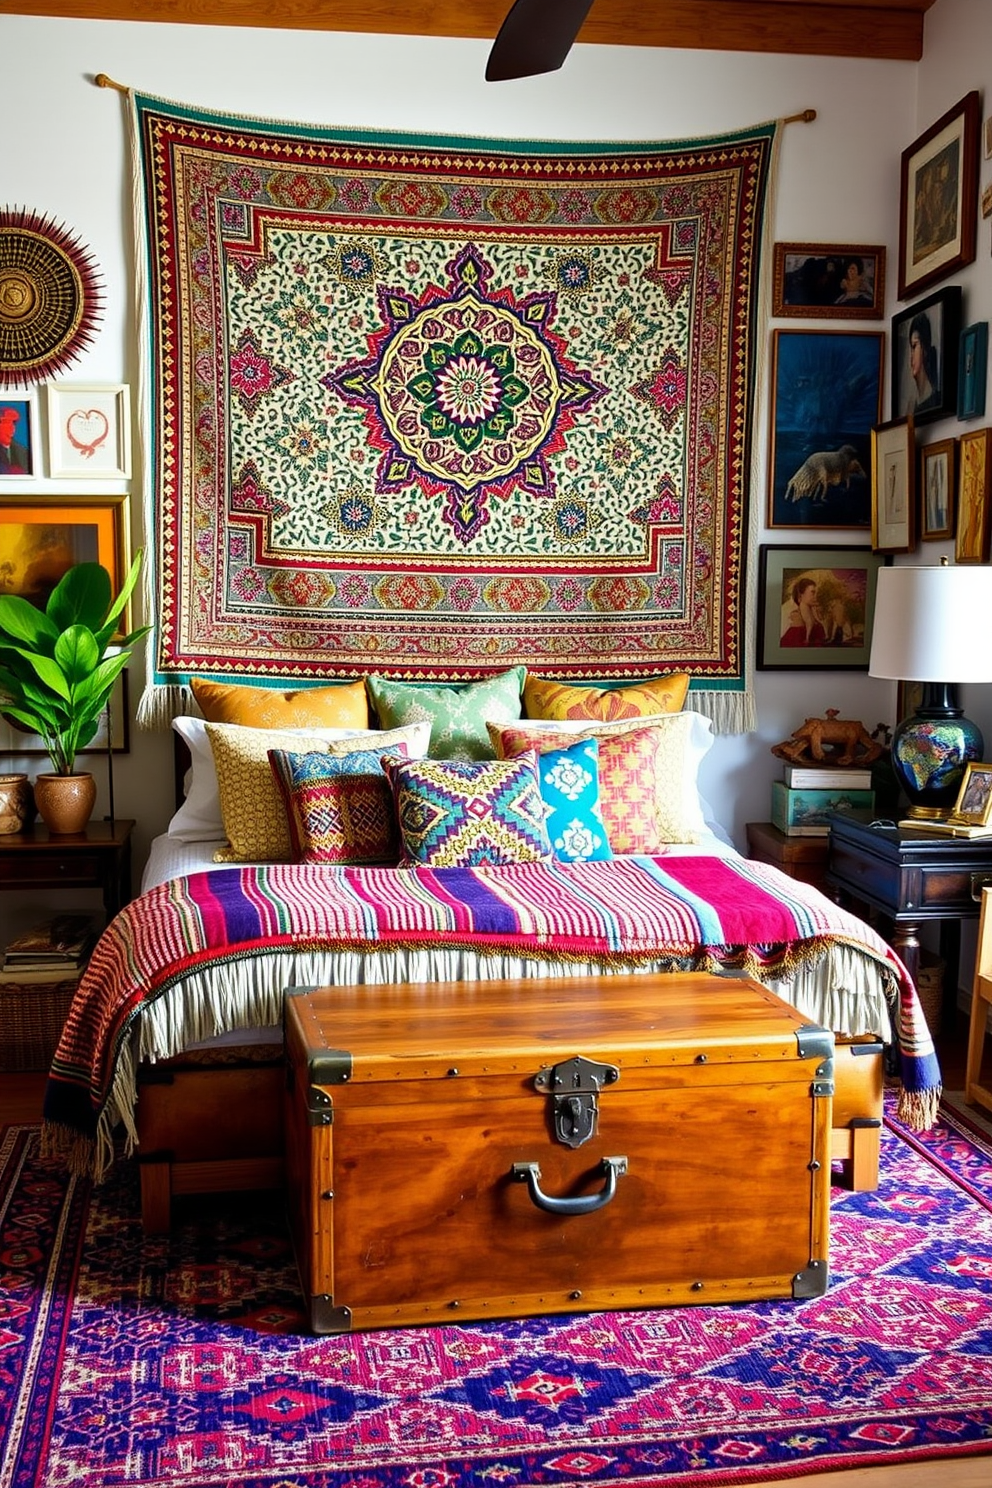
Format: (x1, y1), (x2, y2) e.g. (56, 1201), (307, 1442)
(41, 698), (941, 1230)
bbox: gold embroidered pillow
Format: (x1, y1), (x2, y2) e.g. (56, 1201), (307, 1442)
(207, 721), (431, 862)
(191, 677), (370, 730)
(490, 712), (707, 850)
(523, 672), (690, 721)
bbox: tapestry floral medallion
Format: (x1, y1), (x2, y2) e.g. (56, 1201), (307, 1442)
(132, 94), (777, 704)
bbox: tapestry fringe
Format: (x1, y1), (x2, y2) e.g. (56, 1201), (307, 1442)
(136, 682), (196, 731)
(687, 689), (756, 737)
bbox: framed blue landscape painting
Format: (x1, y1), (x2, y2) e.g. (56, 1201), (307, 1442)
(767, 330), (884, 530)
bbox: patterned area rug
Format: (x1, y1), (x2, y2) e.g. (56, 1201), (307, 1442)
(130, 94), (778, 725)
(2, 1096), (991, 1488)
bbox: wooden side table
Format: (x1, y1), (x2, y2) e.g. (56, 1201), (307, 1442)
(0, 818), (135, 923)
(745, 821), (831, 895)
(827, 813), (992, 1033)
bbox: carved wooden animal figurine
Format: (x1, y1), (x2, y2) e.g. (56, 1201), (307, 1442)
(771, 709), (884, 767)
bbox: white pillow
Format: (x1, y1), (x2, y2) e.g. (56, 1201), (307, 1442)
(167, 715), (432, 842)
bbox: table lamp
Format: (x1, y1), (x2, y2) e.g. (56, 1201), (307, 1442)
(868, 561), (992, 818)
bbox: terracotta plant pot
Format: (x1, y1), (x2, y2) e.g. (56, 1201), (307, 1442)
(33, 773), (97, 835)
(0, 773), (35, 834)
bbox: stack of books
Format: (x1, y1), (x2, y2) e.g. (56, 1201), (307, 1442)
(1, 914), (97, 976)
(771, 762), (875, 837)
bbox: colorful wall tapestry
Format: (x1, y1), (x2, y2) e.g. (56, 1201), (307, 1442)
(130, 93), (779, 728)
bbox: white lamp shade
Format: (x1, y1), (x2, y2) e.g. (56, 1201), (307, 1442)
(869, 564), (992, 682)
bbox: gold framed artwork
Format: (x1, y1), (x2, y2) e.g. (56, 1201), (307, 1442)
(0, 493), (133, 628)
(898, 90), (980, 300)
(956, 426), (992, 563)
(871, 417), (916, 554)
(920, 437), (956, 541)
(948, 761), (992, 827)
(772, 243), (885, 319)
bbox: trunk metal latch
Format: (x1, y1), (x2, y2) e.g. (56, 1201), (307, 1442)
(534, 1055), (620, 1148)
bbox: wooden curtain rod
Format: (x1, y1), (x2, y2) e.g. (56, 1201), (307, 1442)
(94, 74), (816, 124)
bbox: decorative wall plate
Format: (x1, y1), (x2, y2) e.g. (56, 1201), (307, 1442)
(0, 208), (104, 388)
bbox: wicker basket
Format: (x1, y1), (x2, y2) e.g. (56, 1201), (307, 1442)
(0, 974), (81, 1072)
(916, 950), (944, 1037)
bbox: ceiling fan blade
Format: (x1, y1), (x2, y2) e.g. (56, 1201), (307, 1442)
(485, 0), (596, 81)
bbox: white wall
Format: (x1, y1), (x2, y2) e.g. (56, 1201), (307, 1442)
(1, 8), (982, 887)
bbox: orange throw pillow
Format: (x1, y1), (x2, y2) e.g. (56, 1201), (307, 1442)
(191, 677), (369, 730)
(523, 673), (690, 722)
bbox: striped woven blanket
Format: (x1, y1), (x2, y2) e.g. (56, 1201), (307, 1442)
(43, 854), (940, 1179)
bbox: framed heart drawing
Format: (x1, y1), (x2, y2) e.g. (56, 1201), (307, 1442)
(46, 383), (131, 479)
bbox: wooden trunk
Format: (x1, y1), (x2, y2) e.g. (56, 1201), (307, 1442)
(284, 972), (834, 1334)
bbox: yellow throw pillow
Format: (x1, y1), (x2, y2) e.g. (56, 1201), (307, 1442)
(207, 720), (430, 862)
(191, 677), (369, 730)
(523, 673), (690, 722)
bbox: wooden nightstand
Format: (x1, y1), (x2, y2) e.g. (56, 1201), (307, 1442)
(827, 813), (992, 1034)
(0, 818), (135, 922)
(746, 821), (831, 895)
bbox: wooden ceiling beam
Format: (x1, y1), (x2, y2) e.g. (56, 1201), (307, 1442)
(0, 0), (929, 62)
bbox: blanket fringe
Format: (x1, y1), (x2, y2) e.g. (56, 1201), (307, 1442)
(896, 1084), (942, 1133)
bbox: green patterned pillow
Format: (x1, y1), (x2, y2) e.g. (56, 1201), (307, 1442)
(383, 753), (553, 868)
(367, 667), (526, 761)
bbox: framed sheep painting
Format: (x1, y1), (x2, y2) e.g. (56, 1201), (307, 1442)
(767, 330), (885, 531)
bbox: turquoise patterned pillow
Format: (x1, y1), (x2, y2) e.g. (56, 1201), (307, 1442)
(537, 737), (613, 862)
(268, 746), (407, 864)
(367, 667), (526, 761)
(383, 753), (553, 868)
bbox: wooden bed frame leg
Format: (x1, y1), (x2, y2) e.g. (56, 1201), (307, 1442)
(140, 1158), (173, 1234)
(847, 1119), (881, 1192)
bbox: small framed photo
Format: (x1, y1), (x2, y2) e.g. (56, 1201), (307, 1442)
(890, 286), (962, 425)
(0, 394), (38, 478)
(46, 383), (132, 479)
(920, 437), (956, 541)
(767, 330), (883, 531)
(957, 322), (988, 420)
(0, 492), (134, 628)
(956, 425), (992, 563)
(948, 761), (992, 827)
(871, 417), (916, 553)
(898, 90), (980, 300)
(772, 243), (885, 319)
(756, 543), (888, 671)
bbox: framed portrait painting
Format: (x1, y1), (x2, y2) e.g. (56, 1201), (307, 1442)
(756, 544), (888, 671)
(0, 394), (37, 478)
(46, 383), (132, 479)
(920, 437), (956, 541)
(956, 425), (992, 563)
(890, 286), (962, 425)
(0, 493), (132, 627)
(767, 330), (883, 531)
(772, 243), (885, 319)
(871, 417), (916, 554)
(898, 90), (980, 300)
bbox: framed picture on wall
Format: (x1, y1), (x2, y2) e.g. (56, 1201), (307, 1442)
(0, 493), (133, 628)
(890, 286), (962, 425)
(957, 321), (989, 420)
(920, 436), (956, 541)
(756, 543), (888, 671)
(46, 383), (132, 479)
(956, 425), (992, 563)
(0, 394), (38, 479)
(771, 243), (885, 319)
(898, 90), (980, 300)
(767, 330), (883, 531)
(871, 417), (916, 553)
(0, 671), (130, 755)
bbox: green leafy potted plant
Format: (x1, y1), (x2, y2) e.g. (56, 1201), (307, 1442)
(0, 552), (150, 834)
